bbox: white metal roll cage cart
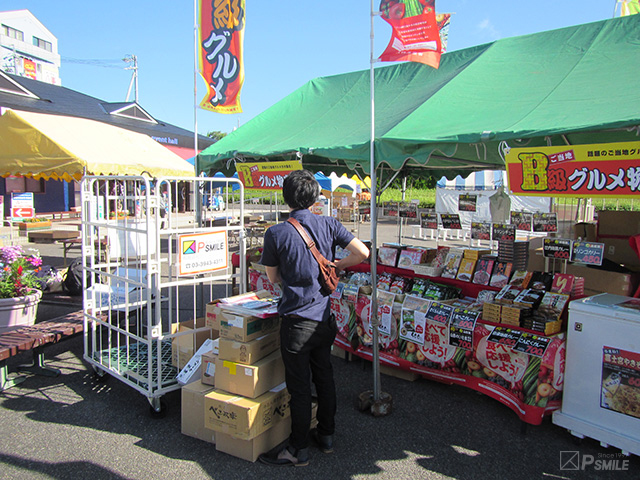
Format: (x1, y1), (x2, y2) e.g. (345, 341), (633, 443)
(80, 174), (245, 414)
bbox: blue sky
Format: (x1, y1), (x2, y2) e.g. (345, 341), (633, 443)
(3, 1), (620, 137)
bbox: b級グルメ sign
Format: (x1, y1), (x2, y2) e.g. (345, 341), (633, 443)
(506, 142), (640, 198)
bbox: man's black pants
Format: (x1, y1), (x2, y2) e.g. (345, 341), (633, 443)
(280, 314), (337, 450)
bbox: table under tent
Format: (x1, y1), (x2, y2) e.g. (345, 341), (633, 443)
(0, 109), (247, 414)
(196, 16), (640, 411)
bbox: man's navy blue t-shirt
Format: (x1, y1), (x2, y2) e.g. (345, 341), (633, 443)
(261, 208), (354, 322)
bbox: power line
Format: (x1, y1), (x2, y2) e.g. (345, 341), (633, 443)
(60, 57), (124, 69)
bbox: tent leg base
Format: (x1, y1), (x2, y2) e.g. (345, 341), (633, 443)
(357, 390), (393, 417)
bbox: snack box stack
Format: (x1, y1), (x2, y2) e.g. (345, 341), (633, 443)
(500, 304), (531, 326)
(397, 247), (437, 269)
(482, 302), (502, 322)
(522, 292), (570, 335)
(463, 248), (493, 262)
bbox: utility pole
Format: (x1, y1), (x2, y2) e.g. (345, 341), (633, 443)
(123, 54), (138, 102)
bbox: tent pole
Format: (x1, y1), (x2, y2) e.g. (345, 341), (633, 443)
(369, 0), (381, 404)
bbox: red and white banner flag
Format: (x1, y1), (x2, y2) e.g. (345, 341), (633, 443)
(199, 0), (246, 114)
(379, 0), (442, 68)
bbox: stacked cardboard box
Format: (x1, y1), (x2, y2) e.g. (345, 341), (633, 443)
(202, 291), (290, 461)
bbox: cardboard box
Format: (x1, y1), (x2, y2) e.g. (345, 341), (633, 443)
(215, 402), (317, 462)
(171, 318), (216, 369)
(528, 248), (639, 296)
(218, 331), (280, 365)
(201, 350), (218, 386)
(601, 237), (640, 269)
(215, 350), (285, 398)
(177, 338), (219, 386)
(597, 210), (640, 238)
(573, 222), (597, 241)
(206, 291), (272, 330)
(219, 312), (279, 343)
(204, 383), (290, 440)
(181, 380), (217, 444)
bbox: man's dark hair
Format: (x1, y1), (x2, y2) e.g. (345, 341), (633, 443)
(282, 169), (320, 210)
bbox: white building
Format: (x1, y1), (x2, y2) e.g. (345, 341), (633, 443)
(0, 9), (60, 85)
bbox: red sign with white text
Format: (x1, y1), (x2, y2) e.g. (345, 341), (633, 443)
(379, 0), (442, 68)
(506, 142), (640, 198)
(199, 0), (245, 114)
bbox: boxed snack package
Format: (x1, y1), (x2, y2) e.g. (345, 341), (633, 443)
(181, 380), (217, 444)
(378, 246), (400, 267)
(204, 383), (290, 440)
(215, 350), (285, 398)
(472, 258), (494, 285)
(456, 258), (476, 282)
(489, 262), (513, 288)
(442, 250), (463, 279)
(509, 270), (533, 288)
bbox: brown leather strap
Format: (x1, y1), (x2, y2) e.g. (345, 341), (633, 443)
(287, 217), (333, 267)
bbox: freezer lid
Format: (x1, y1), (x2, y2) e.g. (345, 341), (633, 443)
(570, 293), (640, 322)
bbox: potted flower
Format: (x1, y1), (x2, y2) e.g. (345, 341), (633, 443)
(0, 245), (44, 331)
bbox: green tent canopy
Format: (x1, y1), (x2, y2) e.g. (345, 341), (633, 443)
(198, 15), (640, 180)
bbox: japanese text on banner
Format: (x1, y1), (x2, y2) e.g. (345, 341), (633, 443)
(505, 142), (640, 198)
(379, 0), (445, 68)
(199, 0), (245, 114)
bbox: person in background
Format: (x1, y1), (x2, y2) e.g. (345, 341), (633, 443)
(259, 169), (369, 467)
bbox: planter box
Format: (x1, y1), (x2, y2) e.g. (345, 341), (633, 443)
(18, 221), (52, 231)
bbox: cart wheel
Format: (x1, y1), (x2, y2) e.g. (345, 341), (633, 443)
(148, 398), (168, 418)
(92, 366), (108, 382)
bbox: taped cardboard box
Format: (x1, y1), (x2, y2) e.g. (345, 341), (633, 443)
(215, 350), (285, 398)
(204, 382), (290, 440)
(218, 331), (280, 365)
(201, 350), (218, 386)
(216, 401), (317, 462)
(181, 379), (217, 444)
(219, 312), (279, 343)
(206, 290), (273, 330)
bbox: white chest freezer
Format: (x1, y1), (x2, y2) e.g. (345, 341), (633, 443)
(553, 293), (640, 456)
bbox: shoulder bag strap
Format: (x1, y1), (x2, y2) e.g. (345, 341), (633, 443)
(287, 217), (333, 266)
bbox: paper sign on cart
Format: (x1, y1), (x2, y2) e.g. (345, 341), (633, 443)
(178, 231), (228, 275)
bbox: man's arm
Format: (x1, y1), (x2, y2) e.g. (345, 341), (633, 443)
(265, 265), (282, 285)
(334, 238), (369, 273)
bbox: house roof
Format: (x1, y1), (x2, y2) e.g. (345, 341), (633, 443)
(0, 70), (214, 151)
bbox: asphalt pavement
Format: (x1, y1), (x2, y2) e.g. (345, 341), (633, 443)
(1, 221), (640, 480)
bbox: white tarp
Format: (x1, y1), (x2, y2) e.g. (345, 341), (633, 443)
(436, 170), (551, 227)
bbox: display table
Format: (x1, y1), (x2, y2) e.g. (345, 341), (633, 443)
(248, 263), (567, 426)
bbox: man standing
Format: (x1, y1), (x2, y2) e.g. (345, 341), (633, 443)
(259, 170), (369, 467)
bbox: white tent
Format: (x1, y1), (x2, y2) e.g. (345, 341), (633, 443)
(436, 170), (551, 227)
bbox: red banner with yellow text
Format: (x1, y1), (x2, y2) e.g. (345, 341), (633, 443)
(505, 142), (640, 198)
(379, 0), (442, 68)
(199, 0), (245, 114)
(236, 161), (302, 190)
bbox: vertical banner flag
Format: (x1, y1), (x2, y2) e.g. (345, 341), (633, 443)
(620, 0), (640, 16)
(379, 0), (442, 68)
(199, 0), (245, 113)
